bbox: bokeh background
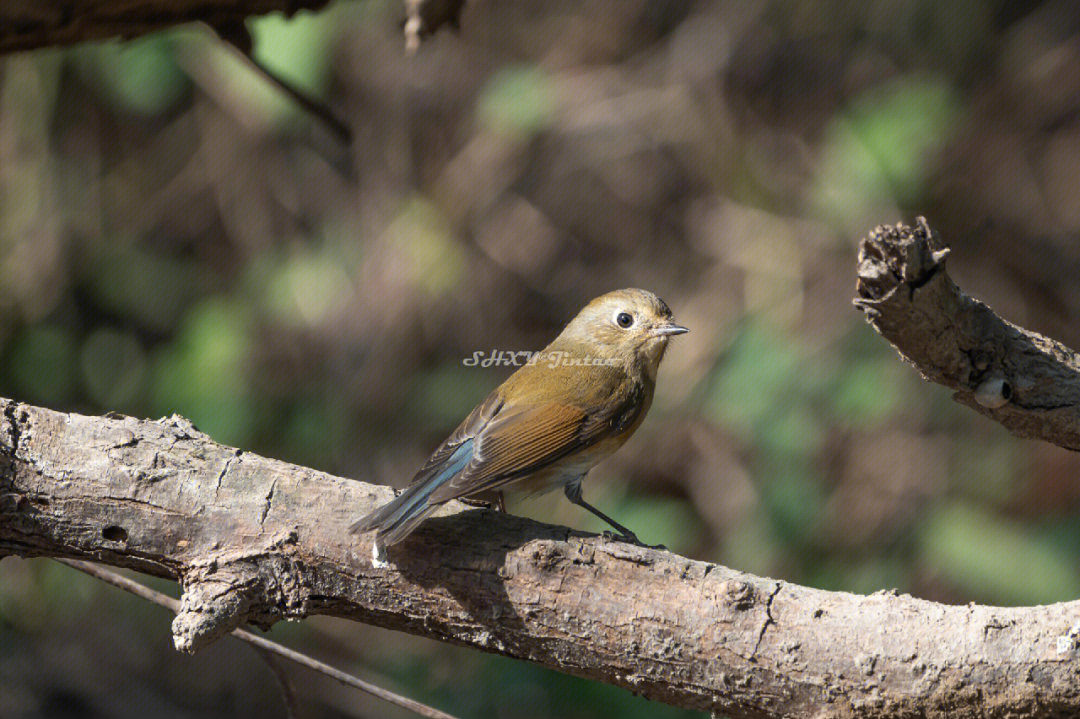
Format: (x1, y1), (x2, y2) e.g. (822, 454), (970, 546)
(4, 1), (1080, 717)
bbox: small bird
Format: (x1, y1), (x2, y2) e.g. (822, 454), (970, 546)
(351, 288), (688, 554)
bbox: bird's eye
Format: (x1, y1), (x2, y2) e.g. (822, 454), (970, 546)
(615, 311), (634, 329)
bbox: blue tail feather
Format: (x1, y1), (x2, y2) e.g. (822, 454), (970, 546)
(350, 440), (473, 544)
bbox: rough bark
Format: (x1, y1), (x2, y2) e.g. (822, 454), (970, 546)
(854, 217), (1080, 451)
(0, 1), (329, 55)
(3, 398), (1080, 718)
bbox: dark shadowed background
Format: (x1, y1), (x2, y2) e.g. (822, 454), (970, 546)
(4, 1), (1080, 717)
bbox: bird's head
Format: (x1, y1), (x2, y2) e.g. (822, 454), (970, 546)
(554, 288), (688, 377)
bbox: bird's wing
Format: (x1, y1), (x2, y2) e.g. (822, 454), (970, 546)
(408, 390), (504, 486)
(426, 380), (645, 502)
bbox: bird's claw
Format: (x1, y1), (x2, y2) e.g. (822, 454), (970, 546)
(601, 530), (665, 550)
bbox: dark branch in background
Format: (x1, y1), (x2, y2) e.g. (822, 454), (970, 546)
(212, 26), (353, 144)
(0, 0), (465, 57)
(0, 1), (332, 55)
(855, 217), (1080, 451)
(5, 398), (1080, 719)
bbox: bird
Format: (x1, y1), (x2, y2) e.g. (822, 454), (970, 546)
(351, 288), (688, 556)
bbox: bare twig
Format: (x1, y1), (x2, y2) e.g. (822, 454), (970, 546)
(212, 31), (353, 144)
(252, 647), (301, 719)
(53, 559), (459, 719)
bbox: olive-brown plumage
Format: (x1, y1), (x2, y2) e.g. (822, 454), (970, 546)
(351, 288), (688, 549)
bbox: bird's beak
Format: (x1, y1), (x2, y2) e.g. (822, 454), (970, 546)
(652, 322), (689, 337)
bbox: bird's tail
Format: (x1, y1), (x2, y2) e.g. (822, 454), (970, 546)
(350, 441), (473, 546)
(349, 483), (441, 546)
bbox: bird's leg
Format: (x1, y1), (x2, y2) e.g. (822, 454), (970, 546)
(563, 480), (642, 545)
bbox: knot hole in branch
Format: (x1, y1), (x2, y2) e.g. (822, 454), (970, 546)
(102, 525), (128, 542)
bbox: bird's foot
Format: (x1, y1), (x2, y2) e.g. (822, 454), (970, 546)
(601, 530), (666, 551)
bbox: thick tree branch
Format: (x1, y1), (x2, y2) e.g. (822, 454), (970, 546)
(0, 0), (467, 56)
(0, 1), (331, 55)
(3, 398), (1080, 717)
(854, 217), (1080, 451)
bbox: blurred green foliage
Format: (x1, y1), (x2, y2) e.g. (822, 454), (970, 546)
(813, 76), (961, 228)
(388, 197), (467, 295)
(390, 651), (702, 719)
(251, 10), (338, 98)
(10, 325), (79, 406)
(477, 65), (555, 137)
(4, 1), (1080, 718)
(152, 298), (257, 445)
(75, 35), (190, 117)
(921, 503), (1080, 605)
